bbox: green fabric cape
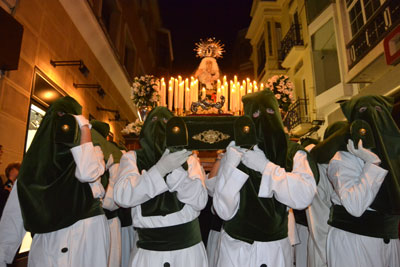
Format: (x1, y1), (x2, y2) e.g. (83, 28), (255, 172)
(309, 121), (350, 164)
(224, 90), (319, 243)
(135, 107), (184, 217)
(340, 95), (400, 215)
(17, 96), (103, 233)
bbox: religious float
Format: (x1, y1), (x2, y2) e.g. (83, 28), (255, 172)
(122, 38), (296, 170)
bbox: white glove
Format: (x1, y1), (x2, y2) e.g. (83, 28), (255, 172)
(225, 141), (242, 168)
(73, 115), (91, 129)
(241, 145), (269, 173)
(155, 149), (192, 177)
(347, 139), (381, 164)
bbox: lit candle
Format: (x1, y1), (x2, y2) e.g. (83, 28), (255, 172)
(246, 78), (251, 93)
(240, 85), (244, 112)
(168, 86), (173, 111)
(234, 75), (238, 85)
(202, 87), (206, 99)
(161, 80), (166, 106)
(216, 87), (221, 104)
(185, 87), (190, 112)
(260, 83), (264, 91)
(179, 81), (184, 111)
(193, 80), (198, 102)
(174, 79), (179, 111)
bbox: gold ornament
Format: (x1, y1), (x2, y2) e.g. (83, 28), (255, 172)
(61, 124), (70, 132)
(359, 128), (367, 136)
(243, 126), (250, 134)
(192, 130), (230, 144)
(194, 38), (225, 58)
(172, 126), (180, 134)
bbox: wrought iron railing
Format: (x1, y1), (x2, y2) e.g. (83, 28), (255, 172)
(279, 23), (304, 62)
(283, 98), (310, 131)
(347, 0), (400, 69)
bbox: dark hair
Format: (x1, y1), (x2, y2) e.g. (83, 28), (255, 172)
(5, 162), (21, 179)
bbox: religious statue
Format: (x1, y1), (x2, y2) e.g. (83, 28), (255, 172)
(194, 38), (225, 102)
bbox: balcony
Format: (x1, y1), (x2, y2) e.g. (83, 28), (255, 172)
(283, 98), (312, 137)
(347, 0), (400, 69)
(279, 23), (305, 68)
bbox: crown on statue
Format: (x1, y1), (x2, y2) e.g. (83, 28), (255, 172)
(194, 38), (225, 59)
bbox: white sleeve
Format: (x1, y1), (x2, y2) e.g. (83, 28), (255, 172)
(113, 151), (169, 208)
(102, 162), (120, 211)
(71, 143), (105, 182)
(212, 156), (249, 220)
(258, 150), (317, 210)
(327, 151), (387, 217)
(0, 182), (26, 264)
(205, 177), (218, 197)
(166, 156), (208, 211)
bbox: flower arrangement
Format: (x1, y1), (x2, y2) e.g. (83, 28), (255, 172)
(131, 75), (160, 108)
(121, 119), (144, 136)
(266, 75), (295, 112)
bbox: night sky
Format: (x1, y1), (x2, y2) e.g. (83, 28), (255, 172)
(158, 0), (253, 77)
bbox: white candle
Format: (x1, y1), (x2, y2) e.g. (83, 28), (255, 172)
(160, 78), (166, 107)
(185, 87), (190, 112)
(168, 86), (173, 111)
(202, 87), (206, 99)
(174, 79), (179, 110)
(179, 81), (184, 111)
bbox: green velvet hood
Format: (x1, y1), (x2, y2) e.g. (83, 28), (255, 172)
(341, 95), (400, 215)
(135, 107), (184, 217)
(17, 96), (103, 233)
(242, 90), (287, 167)
(135, 107), (174, 172)
(90, 120), (122, 164)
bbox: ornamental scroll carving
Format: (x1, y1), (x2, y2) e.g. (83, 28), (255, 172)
(192, 130), (230, 144)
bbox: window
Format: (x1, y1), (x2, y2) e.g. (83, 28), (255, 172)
(257, 38), (266, 76)
(101, 0), (122, 47)
(347, 0), (381, 36)
(305, 0), (332, 24)
(123, 30), (137, 79)
(267, 22), (273, 56)
(311, 19), (341, 95)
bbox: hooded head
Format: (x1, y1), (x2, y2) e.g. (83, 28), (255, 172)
(242, 90), (287, 167)
(341, 95), (400, 214)
(135, 107), (174, 172)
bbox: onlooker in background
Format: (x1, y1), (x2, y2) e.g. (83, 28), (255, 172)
(4, 162), (21, 192)
(0, 162), (21, 218)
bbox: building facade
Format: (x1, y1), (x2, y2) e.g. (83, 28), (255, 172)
(247, 0), (400, 138)
(0, 0), (172, 178)
(246, 0), (320, 138)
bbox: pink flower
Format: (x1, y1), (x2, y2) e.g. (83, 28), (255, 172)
(275, 94), (281, 99)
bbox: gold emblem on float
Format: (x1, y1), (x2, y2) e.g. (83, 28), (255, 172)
(172, 126), (181, 134)
(61, 124), (70, 132)
(192, 130), (230, 144)
(359, 128), (367, 136)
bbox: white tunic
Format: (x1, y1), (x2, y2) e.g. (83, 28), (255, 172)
(213, 150), (316, 267)
(305, 163), (333, 267)
(103, 156), (122, 267)
(205, 176), (221, 267)
(114, 152), (208, 267)
(0, 142), (110, 267)
(327, 150), (400, 267)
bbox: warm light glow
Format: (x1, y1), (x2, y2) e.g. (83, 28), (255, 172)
(42, 91), (57, 100)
